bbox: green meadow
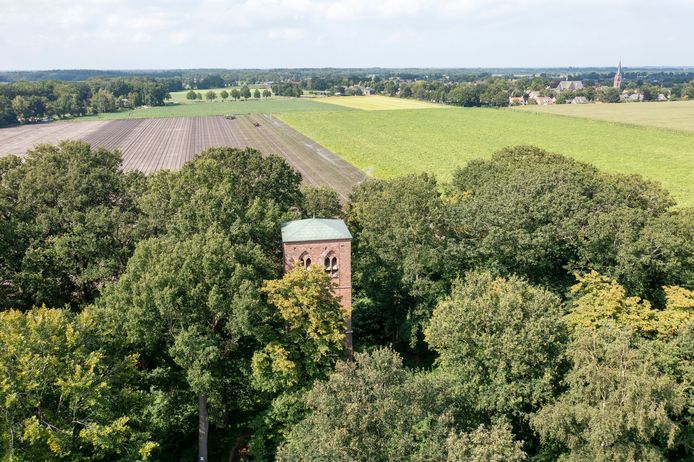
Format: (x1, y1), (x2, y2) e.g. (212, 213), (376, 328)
(278, 107), (694, 207)
(77, 97), (352, 120)
(515, 100), (694, 133)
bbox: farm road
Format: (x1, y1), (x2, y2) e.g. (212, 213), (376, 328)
(0, 115), (366, 200)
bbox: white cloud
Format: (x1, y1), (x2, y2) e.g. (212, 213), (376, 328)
(0, 0), (692, 68)
(267, 27), (306, 40)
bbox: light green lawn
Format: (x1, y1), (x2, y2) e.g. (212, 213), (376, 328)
(168, 85), (271, 104)
(515, 100), (694, 133)
(77, 98), (353, 120)
(319, 95), (445, 111)
(278, 107), (694, 207)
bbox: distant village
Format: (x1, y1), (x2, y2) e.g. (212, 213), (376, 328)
(509, 62), (669, 106)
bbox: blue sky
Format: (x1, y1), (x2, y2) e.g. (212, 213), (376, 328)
(1, 0), (693, 70)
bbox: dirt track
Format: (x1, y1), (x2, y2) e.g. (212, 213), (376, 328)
(0, 116), (366, 200)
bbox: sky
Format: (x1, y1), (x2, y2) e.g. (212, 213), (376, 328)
(1, 0), (694, 70)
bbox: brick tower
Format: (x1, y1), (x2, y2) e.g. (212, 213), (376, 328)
(281, 218), (353, 357)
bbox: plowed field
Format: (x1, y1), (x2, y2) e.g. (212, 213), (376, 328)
(0, 116), (365, 200)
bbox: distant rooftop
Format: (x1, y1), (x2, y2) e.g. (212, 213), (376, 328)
(281, 218), (352, 243)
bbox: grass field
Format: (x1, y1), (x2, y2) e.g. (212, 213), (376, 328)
(278, 108), (694, 207)
(77, 98), (352, 121)
(515, 100), (694, 132)
(319, 95), (444, 110)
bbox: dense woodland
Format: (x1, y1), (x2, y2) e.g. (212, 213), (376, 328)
(0, 78), (178, 126)
(0, 141), (692, 461)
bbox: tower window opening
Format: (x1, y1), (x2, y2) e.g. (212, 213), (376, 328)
(299, 252), (311, 269)
(324, 253), (339, 277)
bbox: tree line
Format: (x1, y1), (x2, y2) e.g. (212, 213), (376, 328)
(0, 142), (691, 461)
(0, 78), (177, 126)
(186, 87), (270, 102)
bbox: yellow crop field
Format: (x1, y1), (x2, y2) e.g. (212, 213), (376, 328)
(318, 95), (446, 111)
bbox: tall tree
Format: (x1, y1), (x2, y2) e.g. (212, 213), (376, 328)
(0, 307), (156, 461)
(277, 348), (526, 462)
(449, 145), (678, 299)
(0, 141), (143, 310)
(94, 147), (303, 459)
(347, 174), (451, 351)
(94, 228), (270, 462)
(248, 266), (346, 459)
(532, 324), (686, 461)
(300, 186), (342, 218)
(425, 271), (567, 445)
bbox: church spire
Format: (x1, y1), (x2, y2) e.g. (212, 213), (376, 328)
(613, 59), (623, 89)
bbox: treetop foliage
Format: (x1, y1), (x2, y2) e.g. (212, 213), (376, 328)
(0, 141), (691, 460)
(0, 306), (157, 461)
(0, 141), (143, 310)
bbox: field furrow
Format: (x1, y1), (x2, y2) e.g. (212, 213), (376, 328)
(0, 115), (365, 199)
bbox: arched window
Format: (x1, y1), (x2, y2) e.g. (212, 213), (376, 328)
(299, 252), (311, 269)
(324, 252), (338, 277)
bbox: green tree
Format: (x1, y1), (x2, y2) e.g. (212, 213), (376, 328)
(612, 208), (693, 304)
(248, 266), (346, 459)
(240, 85), (252, 100)
(532, 324), (686, 461)
(230, 89), (240, 101)
(95, 228), (270, 462)
(262, 89), (271, 98)
(136, 147), (302, 243)
(426, 272), (567, 424)
(253, 88), (261, 99)
(219, 90), (229, 101)
(205, 90), (217, 101)
(11, 95), (47, 121)
(598, 87), (621, 103)
(94, 147), (303, 459)
(90, 90), (117, 114)
(253, 266), (345, 394)
(277, 348), (526, 462)
(0, 96), (18, 127)
(0, 141), (143, 310)
(185, 90), (197, 101)
(300, 186), (342, 218)
(127, 91), (142, 107)
(347, 174), (451, 351)
(0, 307), (156, 461)
(196, 92), (202, 101)
(449, 145), (676, 297)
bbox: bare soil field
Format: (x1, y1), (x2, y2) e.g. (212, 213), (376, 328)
(0, 121), (110, 154)
(0, 116), (366, 200)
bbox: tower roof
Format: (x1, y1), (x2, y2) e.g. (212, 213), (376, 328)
(281, 218), (352, 243)
(617, 60), (622, 75)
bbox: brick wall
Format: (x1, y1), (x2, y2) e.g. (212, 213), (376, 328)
(282, 238), (352, 352)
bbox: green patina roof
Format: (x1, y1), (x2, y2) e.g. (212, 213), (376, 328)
(281, 218), (352, 243)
